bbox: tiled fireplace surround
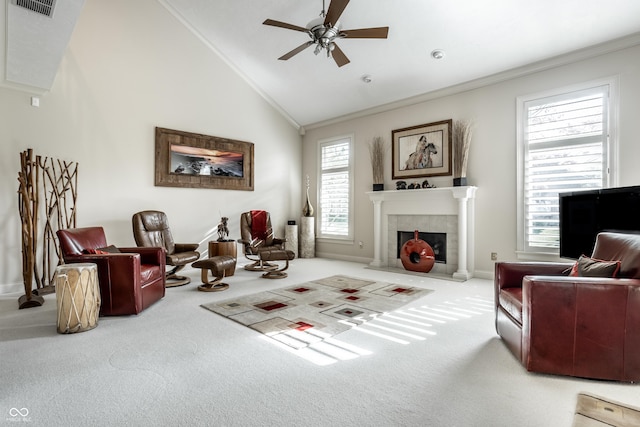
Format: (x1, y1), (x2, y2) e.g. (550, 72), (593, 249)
(367, 186), (477, 280)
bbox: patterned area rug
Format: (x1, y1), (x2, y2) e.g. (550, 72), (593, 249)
(201, 275), (433, 349)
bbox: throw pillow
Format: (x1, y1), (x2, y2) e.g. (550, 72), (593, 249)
(95, 245), (121, 254)
(569, 255), (621, 278)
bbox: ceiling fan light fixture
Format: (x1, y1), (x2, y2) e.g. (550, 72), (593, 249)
(263, 0), (390, 67)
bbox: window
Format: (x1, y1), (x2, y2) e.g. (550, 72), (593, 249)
(317, 135), (353, 241)
(517, 81), (616, 255)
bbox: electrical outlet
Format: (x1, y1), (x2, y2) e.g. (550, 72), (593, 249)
(359, 241), (364, 249)
(491, 252), (498, 261)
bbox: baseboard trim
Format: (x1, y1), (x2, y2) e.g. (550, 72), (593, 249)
(0, 282), (23, 295)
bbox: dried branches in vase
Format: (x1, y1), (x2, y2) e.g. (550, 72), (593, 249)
(453, 120), (473, 186)
(369, 136), (386, 191)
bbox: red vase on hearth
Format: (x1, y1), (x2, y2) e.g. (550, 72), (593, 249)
(400, 230), (435, 273)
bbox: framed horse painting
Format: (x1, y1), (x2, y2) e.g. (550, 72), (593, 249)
(391, 119), (452, 179)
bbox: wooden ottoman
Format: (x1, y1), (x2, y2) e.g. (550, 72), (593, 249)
(192, 256), (236, 292)
(258, 249), (295, 279)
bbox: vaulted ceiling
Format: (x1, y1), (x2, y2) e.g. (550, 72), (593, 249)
(4, 0), (640, 128)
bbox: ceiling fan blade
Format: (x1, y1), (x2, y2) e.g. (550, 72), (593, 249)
(324, 0), (350, 26)
(341, 27), (389, 39)
(331, 43), (350, 67)
(263, 19), (308, 33)
(278, 41), (314, 61)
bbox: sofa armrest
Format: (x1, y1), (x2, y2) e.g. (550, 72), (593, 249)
(495, 262), (572, 291)
(173, 243), (199, 253)
(118, 246), (165, 266)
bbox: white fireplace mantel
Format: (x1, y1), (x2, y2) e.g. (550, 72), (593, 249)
(366, 186), (477, 280)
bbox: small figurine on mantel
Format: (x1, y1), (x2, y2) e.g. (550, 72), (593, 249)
(217, 217), (230, 242)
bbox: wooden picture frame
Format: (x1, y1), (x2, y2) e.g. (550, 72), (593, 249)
(155, 127), (254, 191)
(391, 119), (452, 179)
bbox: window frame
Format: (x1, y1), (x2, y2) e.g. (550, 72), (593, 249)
(316, 134), (354, 243)
(516, 78), (618, 259)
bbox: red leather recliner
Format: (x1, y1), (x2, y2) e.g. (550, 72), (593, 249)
(495, 232), (640, 381)
(57, 227), (166, 316)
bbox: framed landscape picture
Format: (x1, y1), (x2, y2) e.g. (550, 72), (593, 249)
(391, 119), (452, 179)
(155, 127), (254, 190)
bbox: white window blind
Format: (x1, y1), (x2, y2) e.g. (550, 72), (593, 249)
(318, 137), (352, 239)
(521, 85), (610, 252)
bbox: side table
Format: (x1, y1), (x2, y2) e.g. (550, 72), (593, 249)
(208, 240), (237, 276)
(285, 224), (298, 258)
(299, 216), (315, 258)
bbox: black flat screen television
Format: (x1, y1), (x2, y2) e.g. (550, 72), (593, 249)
(559, 185), (640, 259)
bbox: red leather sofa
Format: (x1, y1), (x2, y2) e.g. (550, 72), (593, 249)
(57, 227), (166, 316)
(494, 232), (640, 381)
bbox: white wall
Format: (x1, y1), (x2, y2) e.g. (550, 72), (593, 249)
(0, 0), (301, 293)
(302, 42), (640, 278)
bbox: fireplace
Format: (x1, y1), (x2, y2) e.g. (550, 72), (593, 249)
(397, 231), (447, 264)
(390, 214), (456, 275)
(367, 186), (477, 280)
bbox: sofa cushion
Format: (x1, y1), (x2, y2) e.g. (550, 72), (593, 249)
(499, 288), (523, 325)
(569, 255), (621, 277)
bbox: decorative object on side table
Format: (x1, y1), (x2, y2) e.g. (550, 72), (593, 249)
(369, 136), (387, 191)
(217, 216), (230, 241)
(400, 230), (435, 273)
(453, 119), (473, 186)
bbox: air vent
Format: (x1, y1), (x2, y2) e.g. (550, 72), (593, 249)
(14, 0), (56, 17)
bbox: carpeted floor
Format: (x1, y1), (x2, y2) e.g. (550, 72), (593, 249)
(201, 275), (433, 350)
(1, 258), (639, 426)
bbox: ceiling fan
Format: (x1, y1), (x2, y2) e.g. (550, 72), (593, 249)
(263, 0), (389, 67)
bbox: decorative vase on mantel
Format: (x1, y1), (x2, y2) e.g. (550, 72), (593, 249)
(400, 230), (435, 273)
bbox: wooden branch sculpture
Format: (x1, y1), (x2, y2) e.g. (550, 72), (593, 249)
(17, 149), (78, 309)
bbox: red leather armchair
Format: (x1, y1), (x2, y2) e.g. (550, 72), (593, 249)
(57, 227), (166, 316)
(495, 232), (640, 381)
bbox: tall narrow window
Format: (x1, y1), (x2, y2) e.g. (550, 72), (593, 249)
(517, 82), (614, 254)
(318, 135), (353, 240)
